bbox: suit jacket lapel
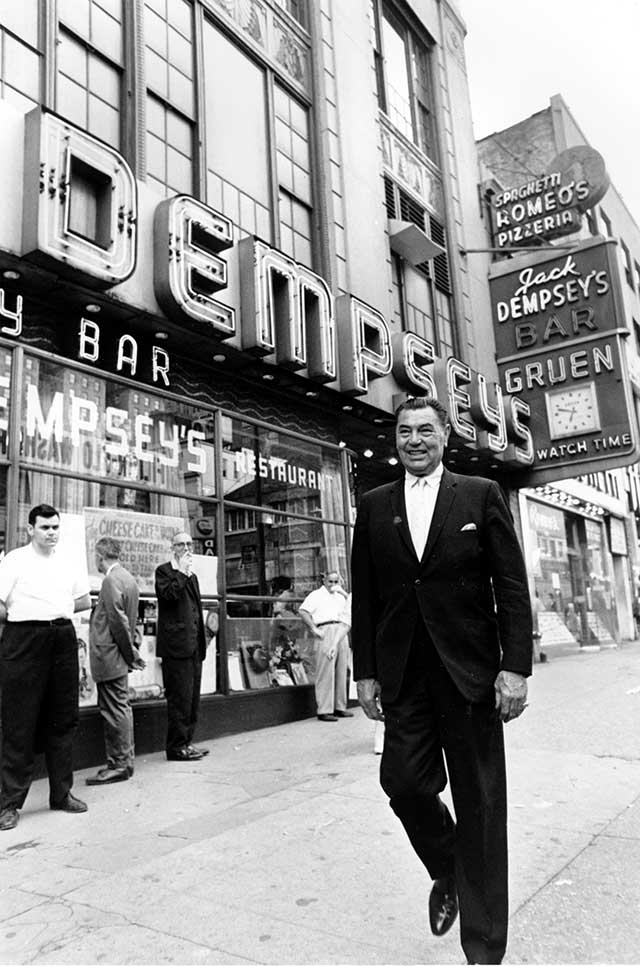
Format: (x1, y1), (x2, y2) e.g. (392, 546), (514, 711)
(389, 480), (416, 559)
(421, 468), (457, 563)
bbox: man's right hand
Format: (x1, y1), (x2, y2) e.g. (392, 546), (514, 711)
(356, 678), (384, 721)
(178, 551), (193, 576)
(130, 647), (146, 671)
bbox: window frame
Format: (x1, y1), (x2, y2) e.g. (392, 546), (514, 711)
(370, 0), (438, 163)
(54, 1), (129, 157)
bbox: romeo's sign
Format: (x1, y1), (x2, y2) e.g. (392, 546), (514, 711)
(490, 146), (609, 249)
(490, 238), (639, 484)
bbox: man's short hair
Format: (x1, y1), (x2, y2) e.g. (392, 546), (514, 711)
(95, 537), (122, 561)
(394, 395), (449, 428)
(28, 504), (59, 526)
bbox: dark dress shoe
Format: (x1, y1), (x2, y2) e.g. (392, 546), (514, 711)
(317, 713), (338, 721)
(86, 767), (129, 785)
(333, 710), (354, 717)
(167, 746), (204, 761)
(429, 876), (458, 936)
(0, 806), (19, 830)
(50, 792), (88, 813)
(187, 745), (210, 756)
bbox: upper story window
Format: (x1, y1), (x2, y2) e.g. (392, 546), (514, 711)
(203, 21), (313, 266)
(384, 175), (455, 356)
(272, 0), (306, 28)
(144, 0), (195, 197)
(57, 0), (124, 150)
(371, 0), (436, 162)
(0, 0), (41, 112)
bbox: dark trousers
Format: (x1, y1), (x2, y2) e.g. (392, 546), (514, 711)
(0, 621), (79, 809)
(96, 675), (134, 770)
(380, 630), (508, 965)
(161, 653), (202, 755)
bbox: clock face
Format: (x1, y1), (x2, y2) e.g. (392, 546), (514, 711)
(545, 382), (600, 440)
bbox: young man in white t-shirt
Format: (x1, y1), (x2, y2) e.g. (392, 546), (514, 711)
(0, 504), (91, 831)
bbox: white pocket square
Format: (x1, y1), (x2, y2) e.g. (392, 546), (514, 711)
(461, 523), (477, 531)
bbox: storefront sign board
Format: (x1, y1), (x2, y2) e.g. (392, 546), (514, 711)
(491, 239), (639, 484)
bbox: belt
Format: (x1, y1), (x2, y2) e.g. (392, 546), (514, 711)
(317, 621), (340, 626)
(9, 618), (72, 626)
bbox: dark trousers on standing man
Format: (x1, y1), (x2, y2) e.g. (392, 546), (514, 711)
(161, 652), (202, 756)
(96, 675), (135, 771)
(380, 627), (508, 966)
(0, 620), (79, 809)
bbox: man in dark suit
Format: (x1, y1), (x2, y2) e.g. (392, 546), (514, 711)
(155, 531), (209, 762)
(87, 537), (144, 785)
(351, 396), (533, 966)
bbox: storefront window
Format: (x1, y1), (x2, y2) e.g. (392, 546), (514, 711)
(17, 471), (220, 705)
(224, 507), (347, 601)
(226, 611), (316, 692)
(20, 356), (216, 497)
(221, 417), (344, 520)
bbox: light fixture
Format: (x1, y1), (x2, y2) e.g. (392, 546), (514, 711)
(342, 404), (353, 411)
(2, 270), (20, 280)
(262, 373), (275, 381)
(305, 390), (318, 398)
(212, 353), (226, 363)
(388, 457), (398, 466)
(363, 449), (373, 458)
(339, 441), (347, 448)
(154, 331), (169, 341)
(85, 303), (101, 314)
(377, 433), (386, 439)
(373, 418), (385, 425)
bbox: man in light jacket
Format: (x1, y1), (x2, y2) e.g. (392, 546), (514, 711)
(87, 537), (144, 785)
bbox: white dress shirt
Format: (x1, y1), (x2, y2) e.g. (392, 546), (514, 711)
(0, 544), (90, 621)
(404, 464), (444, 559)
(299, 585), (346, 625)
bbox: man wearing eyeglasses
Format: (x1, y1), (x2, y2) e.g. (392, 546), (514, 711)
(155, 531), (209, 762)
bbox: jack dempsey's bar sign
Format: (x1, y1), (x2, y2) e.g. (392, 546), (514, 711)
(490, 238), (639, 484)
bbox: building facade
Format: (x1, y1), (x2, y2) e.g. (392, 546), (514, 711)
(1, 0), (539, 766)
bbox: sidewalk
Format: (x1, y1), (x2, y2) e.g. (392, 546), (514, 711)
(2, 642), (640, 965)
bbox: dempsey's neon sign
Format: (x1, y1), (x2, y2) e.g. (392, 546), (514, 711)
(17, 109), (533, 466)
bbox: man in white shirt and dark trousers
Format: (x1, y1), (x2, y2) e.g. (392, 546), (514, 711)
(0, 504), (91, 831)
(299, 572), (354, 722)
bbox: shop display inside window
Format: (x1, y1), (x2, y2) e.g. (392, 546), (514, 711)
(226, 606), (317, 692)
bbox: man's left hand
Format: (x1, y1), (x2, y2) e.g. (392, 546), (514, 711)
(494, 670), (528, 722)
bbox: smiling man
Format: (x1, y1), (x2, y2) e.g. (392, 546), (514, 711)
(0, 504), (91, 831)
(351, 396), (533, 965)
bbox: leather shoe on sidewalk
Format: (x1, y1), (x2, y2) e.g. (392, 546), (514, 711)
(317, 713), (338, 722)
(0, 806), (19, 830)
(333, 710), (354, 717)
(50, 792), (88, 813)
(429, 876), (458, 936)
(167, 746), (204, 761)
(86, 767), (129, 785)
(187, 745), (210, 756)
